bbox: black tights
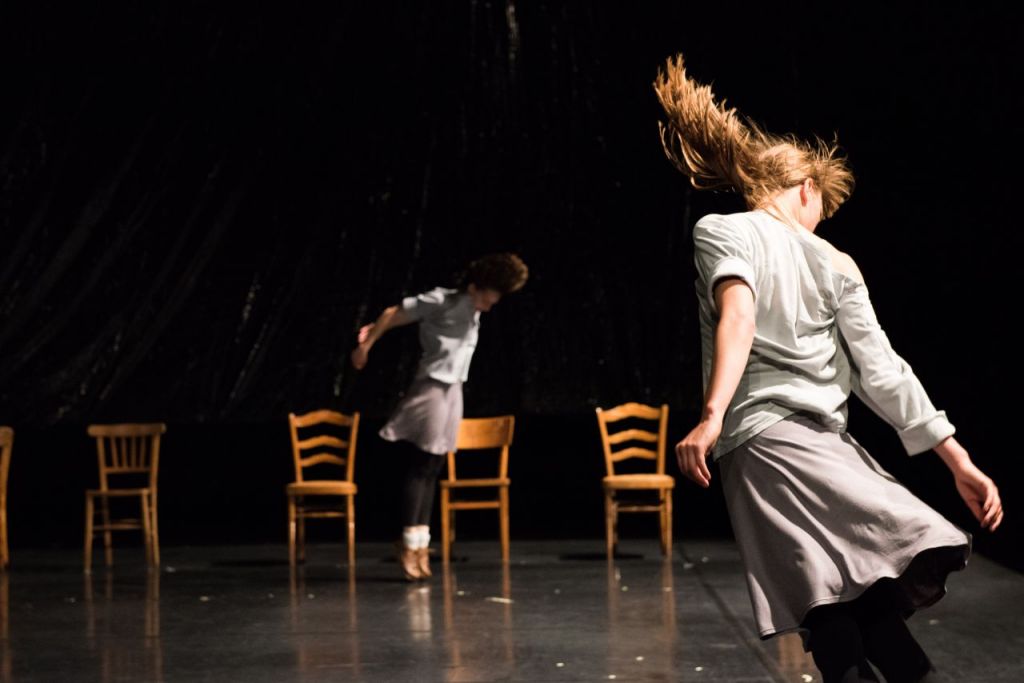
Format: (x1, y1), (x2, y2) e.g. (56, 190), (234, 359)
(804, 580), (936, 683)
(399, 442), (445, 528)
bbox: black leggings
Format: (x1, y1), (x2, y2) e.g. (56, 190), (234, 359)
(804, 580), (936, 683)
(399, 442), (445, 528)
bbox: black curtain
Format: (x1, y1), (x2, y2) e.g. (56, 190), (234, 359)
(1, 3), (1021, 563)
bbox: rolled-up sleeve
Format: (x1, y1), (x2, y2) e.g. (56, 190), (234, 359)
(837, 282), (955, 455)
(693, 215), (757, 315)
(400, 288), (447, 323)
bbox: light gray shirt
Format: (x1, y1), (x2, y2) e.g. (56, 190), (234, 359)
(694, 210), (955, 459)
(402, 287), (480, 384)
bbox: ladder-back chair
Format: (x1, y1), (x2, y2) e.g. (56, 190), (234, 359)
(440, 415), (515, 564)
(595, 403), (674, 557)
(84, 423), (166, 570)
(0, 427), (12, 570)
(286, 409), (360, 566)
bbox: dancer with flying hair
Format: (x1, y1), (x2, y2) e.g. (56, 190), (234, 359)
(654, 55), (1002, 683)
(351, 253), (528, 580)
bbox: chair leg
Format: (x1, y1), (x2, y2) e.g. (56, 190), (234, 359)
(0, 506), (8, 570)
(604, 491), (615, 559)
(100, 497), (113, 567)
(499, 486), (510, 563)
(287, 495), (297, 566)
(657, 490), (667, 555)
(150, 492), (160, 567)
(450, 505), (456, 544)
(346, 494), (356, 568)
(140, 493), (153, 566)
(664, 489), (673, 557)
(297, 511), (306, 563)
(84, 495), (95, 572)
(441, 489), (451, 565)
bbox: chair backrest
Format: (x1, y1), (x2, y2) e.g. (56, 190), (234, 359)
(288, 410), (360, 483)
(87, 423), (166, 491)
(0, 426), (12, 504)
(595, 403), (669, 477)
(446, 416), (515, 481)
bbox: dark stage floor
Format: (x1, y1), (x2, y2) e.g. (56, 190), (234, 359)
(2, 539), (1022, 682)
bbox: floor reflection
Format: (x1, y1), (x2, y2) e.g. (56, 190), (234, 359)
(289, 564), (361, 675)
(442, 562), (515, 682)
(0, 540), (1015, 680)
(606, 557), (676, 677)
(83, 569), (162, 683)
(406, 582), (433, 641)
(1, 573), (9, 683)
(774, 633), (816, 681)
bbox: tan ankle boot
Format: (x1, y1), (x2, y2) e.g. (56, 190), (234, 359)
(398, 545), (422, 581)
(416, 547), (432, 578)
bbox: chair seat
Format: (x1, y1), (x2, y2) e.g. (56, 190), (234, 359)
(287, 481), (357, 496)
(440, 478), (510, 489)
(603, 474), (675, 490)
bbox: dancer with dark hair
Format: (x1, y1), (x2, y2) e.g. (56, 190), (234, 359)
(654, 55), (1002, 683)
(351, 253), (528, 580)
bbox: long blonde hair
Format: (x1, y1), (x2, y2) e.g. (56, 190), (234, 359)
(653, 54), (854, 219)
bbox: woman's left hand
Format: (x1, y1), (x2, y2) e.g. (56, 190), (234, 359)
(934, 437), (1004, 532)
(953, 462), (1004, 531)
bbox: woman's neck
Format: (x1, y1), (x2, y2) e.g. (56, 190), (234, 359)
(759, 187), (817, 234)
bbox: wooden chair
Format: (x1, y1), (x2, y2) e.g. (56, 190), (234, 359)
(440, 416), (515, 564)
(286, 409), (360, 567)
(0, 427), (12, 570)
(84, 423), (166, 570)
(595, 403), (674, 557)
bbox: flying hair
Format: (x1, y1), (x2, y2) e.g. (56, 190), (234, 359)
(653, 54), (854, 218)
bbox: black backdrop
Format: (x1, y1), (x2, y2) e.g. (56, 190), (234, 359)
(2, 3), (1022, 569)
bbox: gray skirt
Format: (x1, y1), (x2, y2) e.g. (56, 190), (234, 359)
(379, 377), (463, 455)
(719, 413), (970, 642)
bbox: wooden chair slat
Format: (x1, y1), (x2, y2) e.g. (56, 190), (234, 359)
(607, 429), (659, 445)
(455, 416), (515, 450)
(296, 435), (348, 450)
(298, 453), (347, 468)
(611, 447), (658, 462)
(87, 423), (166, 438)
(598, 402), (663, 422)
(291, 410), (353, 428)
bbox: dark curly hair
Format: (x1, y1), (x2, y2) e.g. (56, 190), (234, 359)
(460, 252), (529, 294)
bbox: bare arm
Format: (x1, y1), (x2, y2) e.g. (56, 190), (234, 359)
(676, 278), (755, 487)
(350, 305), (414, 370)
(933, 436), (1003, 531)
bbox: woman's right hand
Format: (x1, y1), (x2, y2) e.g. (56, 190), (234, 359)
(675, 417), (722, 488)
(357, 323), (375, 344)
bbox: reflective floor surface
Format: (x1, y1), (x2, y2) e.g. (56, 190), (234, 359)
(2, 539), (1022, 682)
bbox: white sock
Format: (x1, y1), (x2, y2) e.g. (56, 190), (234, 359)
(402, 527), (418, 549)
(416, 526), (431, 549)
